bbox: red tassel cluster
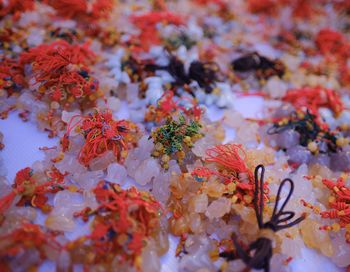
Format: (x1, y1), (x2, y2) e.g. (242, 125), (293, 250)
(282, 87), (344, 118)
(289, 0), (322, 19)
(248, 0), (322, 18)
(20, 40), (99, 107)
(45, 0), (113, 23)
(130, 11), (183, 51)
(206, 144), (254, 183)
(302, 177), (350, 243)
(0, 0), (35, 19)
(145, 91), (203, 124)
(63, 109), (139, 166)
(191, 144), (268, 205)
(193, 0), (232, 19)
(316, 29), (350, 59)
(194, 0), (227, 8)
(315, 28), (350, 87)
(0, 167), (65, 214)
(319, 177), (350, 242)
(334, 0), (350, 12)
(0, 57), (26, 96)
(247, 0), (278, 15)
(0, 223), (62, 269)
(70, 181), (162, 267)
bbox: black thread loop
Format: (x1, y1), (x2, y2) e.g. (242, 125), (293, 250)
(227, 164), (305, 272)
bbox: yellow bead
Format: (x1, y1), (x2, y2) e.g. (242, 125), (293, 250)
(209, 248), (219, 260)
(345, 224), (350, 232)
(332, 223), (341, 232)
(297, 112), (305, 119)
(243, 195), (253, 204)
(121, 150), (128, 158)
(220, 261), (228, 271)
(231, 195), (238, 204)
(227, 183), (236, 192)
(152, 151), (160, 157)
(155, 142), (163, 151)
(183, 136), (191, 143)
(162, 154), (170, 163)
(340, 123), (349, 131)
(177, 151), (185, 159)
(336, 137), (349, 147)
(117, 233), (128, 245)
(38, 85), (46, 93)
(212, 87), (220, 95)
(134, 256), (142, 269)
(89, 94), (96, 101)
(307, 141), (318, 153)
(68, 185), (79, 192)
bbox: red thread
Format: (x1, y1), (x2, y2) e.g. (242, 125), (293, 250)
(0, 223), (62, 260)
(45, 0), (113, 23)
(334, 1), (350, 12)
(0, 191), (17, 214)
(247, 0), (279, 15)
(315, 28), (350, 61)
(63, 110), (136, 166)
(0, 0), (35, 19)
(310, 177), (350, 242)
(247, 0), (322, 19)
(290, 0), (322, 19)
(130, 11), (183, 51)
(283, 87), (344, 117)
(0, 58), (26, 96)
(70, 181), (163, 266)
(145, 90), (203, 124)
(0, 167), (65, 214)
(20, 40), (99, 107)
(206, 144), (253, 183)
(203, 144), (268, 204)
(320, 210), (339, 219)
